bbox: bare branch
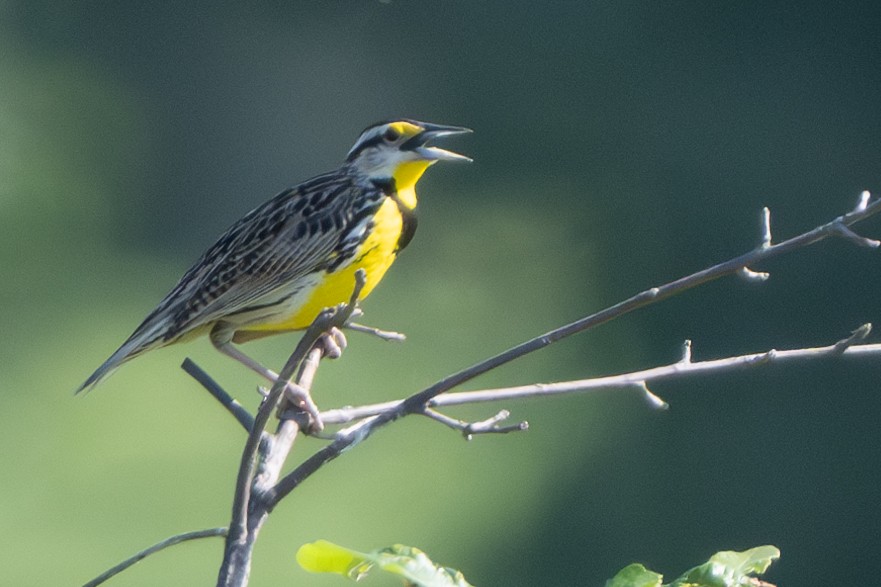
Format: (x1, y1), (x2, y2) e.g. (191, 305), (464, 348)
(831, 323), (872, 354)
(340, 308), (406, 342)
(83, 528), (227, 587)
(738, 208), (773, 281)
(830, 221), (881, 248)
(254, 347), (325, 495)
(638, 381), (670, 410)
(738, 266), (770, 282)
(857, 189), (871, 212)
(422, 408), (528, 439)
(182, 358), (254, 432)
(320, 400), (403, 424)
(346, 321), (407, 342)
(317, 325), (880, 423)
(760, 206), (772, 248)
(680, 339), (693, 364)
(265, 416), (382, 510)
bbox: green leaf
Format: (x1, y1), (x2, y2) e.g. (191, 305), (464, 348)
(296, 539), (373, 580)
(607, 546), (779, 587)
(669, 545), (780, 587)
(605, 563), (664, 587)
(297, 540), (474, 586)
(706, 546), (779, 576)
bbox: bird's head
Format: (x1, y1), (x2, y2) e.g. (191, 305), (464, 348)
(346, 119), (472, 190)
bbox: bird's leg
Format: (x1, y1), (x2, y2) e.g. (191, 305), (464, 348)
(210, 326), (323, 432)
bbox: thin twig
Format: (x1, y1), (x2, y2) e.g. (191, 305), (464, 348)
(638, 381), (670, 410)
(182, 358), (254, 432)
(680, 339), (693, 363)
(738, 207), (773, 281)
(831, 323), (872, 354)
(346, 322), (407, 341)
(830, 222), (881, 248)
(422, 408), (528, 439)
(82, 527), (227, 587)
(738, 266), (770, 281)
(759, 206), (772, 248)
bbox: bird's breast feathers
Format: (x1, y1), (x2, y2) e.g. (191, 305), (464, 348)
(234, 195), (407, 335)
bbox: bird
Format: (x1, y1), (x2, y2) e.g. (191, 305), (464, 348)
(76, 119), (471, 395)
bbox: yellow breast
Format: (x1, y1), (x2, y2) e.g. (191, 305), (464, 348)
(241, 195), (406, 333)
(234, 160), (428, 339)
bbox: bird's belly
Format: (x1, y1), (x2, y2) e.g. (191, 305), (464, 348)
(238, 197), (403, 335)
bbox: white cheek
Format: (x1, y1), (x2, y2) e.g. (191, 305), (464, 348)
(365, 150), (408, 176)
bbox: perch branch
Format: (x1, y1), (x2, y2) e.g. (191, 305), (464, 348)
(253, 347), (323, 493)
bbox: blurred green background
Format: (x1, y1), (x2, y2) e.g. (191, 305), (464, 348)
(3, 2), (881, 585)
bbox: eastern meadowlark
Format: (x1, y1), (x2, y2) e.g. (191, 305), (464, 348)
(76, 119), (471, 394)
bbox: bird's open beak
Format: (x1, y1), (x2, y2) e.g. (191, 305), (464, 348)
(406, 123), (473, 162)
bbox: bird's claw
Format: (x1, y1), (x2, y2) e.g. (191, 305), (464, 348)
(281, 381), (324, 433)
(317, 327), (347, 359)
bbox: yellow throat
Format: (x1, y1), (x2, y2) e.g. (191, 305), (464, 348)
(391, 160), (432, 208)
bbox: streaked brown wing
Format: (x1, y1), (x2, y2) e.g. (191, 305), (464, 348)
(129, 171), (385, 346)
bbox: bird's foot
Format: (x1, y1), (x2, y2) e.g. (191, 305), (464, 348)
(280, 380), (324, 433)
(317, 326), (348, 359)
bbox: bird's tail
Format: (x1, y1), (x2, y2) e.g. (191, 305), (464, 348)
(74, 333), (158, 395)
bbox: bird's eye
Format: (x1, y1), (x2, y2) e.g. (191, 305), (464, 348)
(383, 128), (400, 142)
